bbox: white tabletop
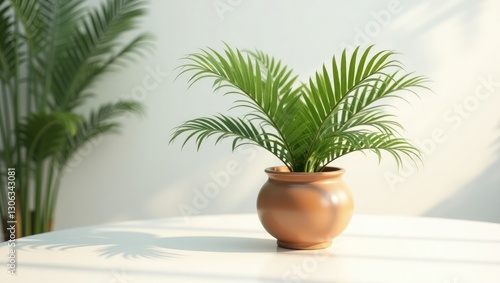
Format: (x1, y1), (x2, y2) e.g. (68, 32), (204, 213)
(1, 214), (500, 282)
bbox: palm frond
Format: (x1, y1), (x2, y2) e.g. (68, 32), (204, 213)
(245, 48), (311, 162)
(300, 46), (428, 171)
(310, 131), (421, 172)
(173, 44), (429, 172)
(0, 0), (151, 237)
(59, 100), (144, 167)
(19, 111), (82, 161)
(7, 0), (39, 40)
(51, 0), (151, 111)
(177, 44), (310, 170)
(0, 0), (16, 80)
(171, 115), (293, 169)
(36, 0), (84, 50)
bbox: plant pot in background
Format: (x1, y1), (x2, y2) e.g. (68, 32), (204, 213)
(257, 166), (354, 250)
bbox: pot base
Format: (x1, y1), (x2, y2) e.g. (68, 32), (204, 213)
(277, 240), (332, 250)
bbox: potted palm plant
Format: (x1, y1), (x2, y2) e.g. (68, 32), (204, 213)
(0, 0), (152, 240)
(170, 44), (428, 249)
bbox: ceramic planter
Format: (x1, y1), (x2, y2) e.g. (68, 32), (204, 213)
(257, 166), (354, 250)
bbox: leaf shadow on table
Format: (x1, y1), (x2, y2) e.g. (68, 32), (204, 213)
(156, 236), (277, 253)
(423, 124), (500, 223)
(20, 229), (181, 259)
(20, 227), (279, 258)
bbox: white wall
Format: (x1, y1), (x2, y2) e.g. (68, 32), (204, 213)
(54, 0), (500, 230)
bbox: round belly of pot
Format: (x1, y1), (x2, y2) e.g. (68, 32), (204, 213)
(257, 166), (354, 250)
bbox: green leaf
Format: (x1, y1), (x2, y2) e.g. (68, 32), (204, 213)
(19, 112), (82, 161)
(59, 100), (144, 166)
(172, 44), (429, 172)
(50, 0), (152, 111)
(0, 0), (151, 237)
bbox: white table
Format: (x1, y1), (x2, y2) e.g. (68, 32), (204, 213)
(1, 214), (500, 282)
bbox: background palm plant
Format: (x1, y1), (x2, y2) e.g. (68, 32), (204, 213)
(0, 0), (152, 238)
(171, 44), (428, 173)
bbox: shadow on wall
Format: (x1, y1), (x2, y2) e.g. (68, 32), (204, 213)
(408, 0), (484, 36)
(424, 126), (500, 223)
(389, 0), (486, 44)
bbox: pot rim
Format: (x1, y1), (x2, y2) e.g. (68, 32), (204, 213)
(265, 166), (345, 176)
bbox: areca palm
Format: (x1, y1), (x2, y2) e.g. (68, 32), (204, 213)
(0, 0), (152, 238)
(171, 44), (428, 172)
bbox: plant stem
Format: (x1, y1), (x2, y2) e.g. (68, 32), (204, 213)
(24, 119), (63, 235)
(11, 14), (29, 237)
(42, 2), (57, 113)
(0, 169), (6, 225)
(34, 159), (44, 234)
(20, 159), (30, 236)
(0, 83), (11, 224)
(47, 172), (63, 228)
(43, 160), (56, 231)
(0, 82), (12, 165)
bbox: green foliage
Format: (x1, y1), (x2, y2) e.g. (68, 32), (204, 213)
(171, 44), (429, 172)
(19, 112), (82, 161)
(0, 0), (151, 236)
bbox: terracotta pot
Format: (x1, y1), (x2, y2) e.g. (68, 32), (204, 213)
(257, 166), (354, 250)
